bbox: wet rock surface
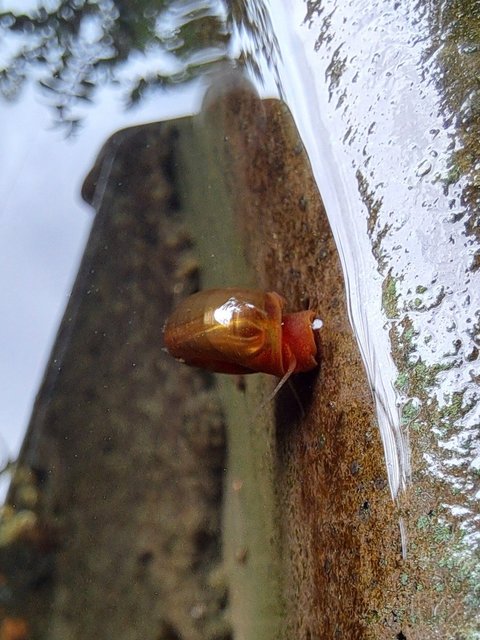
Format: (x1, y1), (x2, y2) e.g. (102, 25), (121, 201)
(284, 2), (480, 637)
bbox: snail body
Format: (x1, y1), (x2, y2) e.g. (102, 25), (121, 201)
(164, 288), (320, 378)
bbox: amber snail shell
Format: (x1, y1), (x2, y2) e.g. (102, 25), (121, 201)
(164, 288), (320, 378)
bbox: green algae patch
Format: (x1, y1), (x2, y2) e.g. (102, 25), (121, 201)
(382, 271), (400, 319)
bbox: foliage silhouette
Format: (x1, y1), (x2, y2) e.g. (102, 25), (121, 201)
(0, 0), (280, 131)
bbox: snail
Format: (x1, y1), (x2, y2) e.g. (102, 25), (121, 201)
(164, 288), (322, 395)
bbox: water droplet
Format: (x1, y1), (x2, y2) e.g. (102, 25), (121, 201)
(416, 159), (432, 177)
